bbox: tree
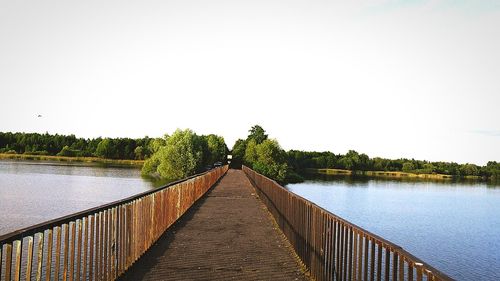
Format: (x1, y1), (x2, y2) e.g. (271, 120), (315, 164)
(148, 137), (167, 154)
(95, 138), (115, 158)
(402, 162), (415, 172)
(460, 164), (479, 176)
(134, 146), (145, 160)
(206, 134), (226, 164)
(247, 125), (268, 144)
(252, 139), (288, 183)
(156, 129), (203, 180)
(57, 145), (76, 157)
(142, 129), (207, 180)
(244, 139), (259, 166)
(422, 163), (435, 174)
(230, 139), (247, 168)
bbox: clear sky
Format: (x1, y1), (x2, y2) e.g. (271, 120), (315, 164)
(1, 0), (499, 165)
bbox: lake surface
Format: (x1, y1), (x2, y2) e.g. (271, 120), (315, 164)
(0, 160), (157, 236)
(287, 175), (500, 281)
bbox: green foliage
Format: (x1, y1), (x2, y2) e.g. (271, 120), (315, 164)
(230, 139), (247, 168)
(402, 162), (415, 172)
(206, 134), (227, 164)
(141, 129), (227, 181)
(251, 139), (288, 183)
(285, 170), (305, 183)
(232, 139), (247, 159)
(95, 139), (115, 158)
(247, 125), (268, 144)
(25, 150), (49, 156)
(234, 125), (289, 183)
(148, 137), (166, 154)
(244, 139), (259, 165)
(57, 146), (84, 157)
(286, 149), (500, 180)
(422, 163), (435, 174)
(134, 146), (145, 160)
(0, 132), (152, 160)
(141, 152), (161, 177)
(485, 161), (500, 178)
(460, 164), (479, 176)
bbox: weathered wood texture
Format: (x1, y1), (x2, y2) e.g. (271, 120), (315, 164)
(243, 166), (453, 281)
(0, 166), (227, 281)
(119, 169), (309, 281)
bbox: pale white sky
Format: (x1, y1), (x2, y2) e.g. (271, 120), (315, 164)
(1, 0), (499, 165)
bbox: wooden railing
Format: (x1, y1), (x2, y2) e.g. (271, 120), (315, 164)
(243, 166), (453, 281)
(0, 165), (228, 281)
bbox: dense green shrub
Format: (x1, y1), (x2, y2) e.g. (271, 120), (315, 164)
(141, 129), (227, 181)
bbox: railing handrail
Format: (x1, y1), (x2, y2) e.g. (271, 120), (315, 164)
(0, 169), (209, 244)
(243, 165), (453, 281)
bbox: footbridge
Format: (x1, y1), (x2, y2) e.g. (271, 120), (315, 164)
(0, 166), (452, 280)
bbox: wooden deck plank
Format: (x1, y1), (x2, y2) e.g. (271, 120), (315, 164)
(118, 169), (309, 281)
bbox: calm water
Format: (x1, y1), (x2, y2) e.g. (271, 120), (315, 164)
(0, 160), (157, 236)
(287, 175), (500, 281)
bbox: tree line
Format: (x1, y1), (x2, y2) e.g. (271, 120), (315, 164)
(0, 132), (155, 159)
(287, 149), (500, 178)
(2, 128), (499, 183)
(231, 125), (500, 183)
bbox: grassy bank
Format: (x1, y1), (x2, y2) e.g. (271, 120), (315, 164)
(309, 168), (484, 181)
(0, 153), (144, 167)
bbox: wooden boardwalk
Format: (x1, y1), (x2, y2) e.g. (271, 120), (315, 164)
(118, 169), (309, 281)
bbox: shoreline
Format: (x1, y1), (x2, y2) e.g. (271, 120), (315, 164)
(0, 153), (144, 167)
(308, 168), (486, 181)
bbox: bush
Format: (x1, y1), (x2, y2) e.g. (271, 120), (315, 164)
(141, 129), (226, 181)
(57, 146), (85, 157)
(24, 150), (49, 155)
(402, 162), (415, 172)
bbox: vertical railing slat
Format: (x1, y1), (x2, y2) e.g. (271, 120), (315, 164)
(54, 226), (62, 280)
(408, 262), (414, 281)
(89, 215), (95, 281)
(45, 229), (53, 281)
(83, 217), (88, 281)
(370, 239), (375, 281)
(5, 243), (13, 281)
(393, 251), (399, 281)
(364, 235), (369, 281)
(98, 211), (104, 281)
(385, 247), (390, 281)
(377, 242), (382, 281)
(350, 228), (355, 280)
(416, 263), (423, 281)
(353, 229), (358, 281)
(35, 233), (43, 281)
(76, 219), (82, 281)
(357, 232), (363, 280)
(69, 222), (76, 281)
(13, 240), (22, 281)
(63, 224), (69, 281)
(26, 237), (34, 281)
(399, 256), (405, 281)
(0, 244), (2, 280)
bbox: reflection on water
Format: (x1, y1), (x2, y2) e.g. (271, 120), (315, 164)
(305, 172), (500, 188)
(0, 160), (159, 235)
(287, 174), (500, 281)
